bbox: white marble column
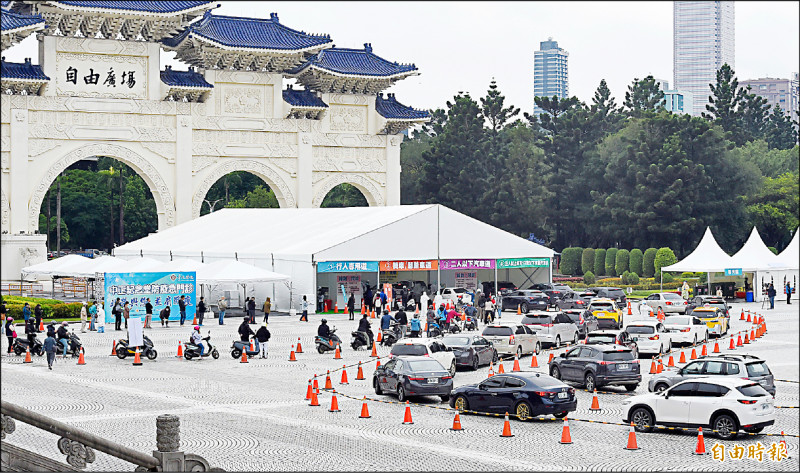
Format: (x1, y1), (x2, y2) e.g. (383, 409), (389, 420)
(174, 115), (192, 224)
(10, 109), (30, 232)
(385, 135), (401, 206)
(296, 133), (313, 208)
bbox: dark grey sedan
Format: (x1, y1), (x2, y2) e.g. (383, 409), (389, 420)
(373, 356), (453, 402)
(563, 309), (599, 338)
(442, 334), (498, 370)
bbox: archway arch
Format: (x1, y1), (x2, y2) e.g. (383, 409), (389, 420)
(27, 143), (175, 233)
(192, 160), (296, 218)
(313, 174), (383, 208)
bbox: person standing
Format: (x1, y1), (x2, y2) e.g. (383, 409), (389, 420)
(25, 315), (37, 351)
(787, 282), (792, 304)
(395, 306), (408, 339)
(317, 290), (325, 314)
(374, 292), (383, 316)
(22, 303), (31, 324)
(34, 304), (43, 332)
(347, 293), (355, 321)
(88, 301), (97, 331)
(715, 286), (723, 298)
(80, 302), (88, 333)
(123, 302), (130, 329)
(300, 295), (309, 322)
(484, 297), (494, 324)
(113, 298), (122, 331)
(419, 291), (430, 316)
(178, 295), (187, 326)
(364, 286), (373, 315)
(767, 283), (777, 309)
(96, 302), (105, 332)
(426, 306), (436, 337)
(681, 281), (690, 300)
(262, 297), (271, 323)
(255, 323), (270, 358)
(43, 331), (57, 370)
(197, 297), (206, 326)
(144, 298), (153, 329)
(217, 296), (227, 325)
(5, 316), (15, 355)
(247, 297), (256, 323)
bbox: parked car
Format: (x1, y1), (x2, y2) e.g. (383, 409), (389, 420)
(641, 292), (688, 315)
(482, 281), (517, 296)
(589, 287), (627, 306)
(686, 295), (730, 318)
(624, 321), (673, 355)
(389, 339), (456, 376)
(623, 377), (775, 439)
(500, 290), (549, 313)
(529, 283), (573, 305)
(450, 372), (577, 420)
(521, 312), (579, 347)
(584, 329), (638, 358)
(576, 290), (598, 304)
(556, 291), (589, 310)
(373, 356), (453, 402)
(549, 345), (641, 392)
(662, 315), (709, 346)
(689, 307), (729, 337)
(563, 309), (598, 339)
(647, 355), (776, 396)
(587, 298), (624, 329)
(441, 334), (498, 370)
(481, 324), (541, 358)
(436, 287), (473, 307)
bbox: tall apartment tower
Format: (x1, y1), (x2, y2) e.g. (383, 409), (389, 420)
(533, 38), (569, 116)
(673, 1), (735, 116)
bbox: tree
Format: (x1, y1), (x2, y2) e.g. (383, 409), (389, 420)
(703, 64), (746, 144)
(123, 176), (158, 242)
(594, 249), (606, 276)
(629, 249), (644, 276)
(729, 140), (799, 178)
(605, 248), (618, 276)
(765, 105), (798, 150)
(654, 247), (677, 275)
(400, 135), (431, 204)
(480, 79), (520, 132)
(320, 184), (367, 208)
(739, 87), (770, 143)
(746, 172), (799, 250)
(615, 249), (630, 276)
(581, 248), (595, 275)
(559, 247), (583, 276)
(643, 248), (657, 278)
(624, 75), (664, 117)
(227, 185), (281, 209)
(39, 214), (69, 247)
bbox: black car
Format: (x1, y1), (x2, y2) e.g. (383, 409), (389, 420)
(589, 287), (627, 306)
(529, 283), (572, 305)
(686, 296), (730, 318)
(549, 345), (641, 392)
(373, 356), (453, 402)
(563, 309), (599, 339)
(557, 292), (588, 310)
(584, 329), (639, 358)
(500, 290), (549, 313)
(441, 334), (498, 370)
(577, 291), (597, 304)
(482, 281), (517, 297)
(450, 372), (576, 420)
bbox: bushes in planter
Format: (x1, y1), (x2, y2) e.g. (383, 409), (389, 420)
(605, 248), (618, 276)
(594, 249), (606, 276)
(581, 248), (595, 276)
(629, 249), (643, 276)
(615, 249), (630, 276)
(583, 271), (596, 285)
(643, 248), (657, 278)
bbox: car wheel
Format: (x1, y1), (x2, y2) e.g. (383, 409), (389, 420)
(572, 332), (578, 345)
(630, 407), (654, 433)
(515, 401), (532, 421)
(454, 395), (469, 412)
(373, 377), (383, 395)
(654, 383), (669, 394)
(397, 385), (406, 402)
(584, 372), (596, 392)
(624, 384), (638, 392)
(550, 366), (561, 380)
(744, 426), (764, 434)
(553, 411), (568, 419)
(712, 413), (739, 440)
(521, 303), (529, 314)
(472, 356), (479, 371)
(516, 345), (523, 358)
(555, 335), (561, 348)
(535, 342), (542, 355)
(450, 360), (457, 377)
(492, 350), (499, 363)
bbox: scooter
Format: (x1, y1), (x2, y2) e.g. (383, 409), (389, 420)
(427, 322), (443, 338)
(230, 339), (259, 359)
(464, 315), (478, 331)
(448, 319), (462, 334)
(315, 327), (342, 354)
(380, 322), (403, 347)
(351, 330), (373, 350)
(116, 335), (158, 360)
(13, 334), (44, 356)
(57, 332), (83, 358)
(184, 331), (219, 360)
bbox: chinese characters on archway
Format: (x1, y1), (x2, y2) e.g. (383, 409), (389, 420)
(65, 66), (136, 88)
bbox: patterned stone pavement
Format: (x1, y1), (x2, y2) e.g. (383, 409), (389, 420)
(2, 301), (798, 471)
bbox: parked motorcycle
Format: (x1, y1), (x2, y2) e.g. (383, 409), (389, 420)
(315, 327), (342, 354)
(116, 335), (158, 360)
(184, 331), (219, 360)
(230, 339), (260, 359)
(57, 332), (83, 358)
(12, 334), (44, 356)
(427, 322), (443, 338)
(351, 330), (373, 351)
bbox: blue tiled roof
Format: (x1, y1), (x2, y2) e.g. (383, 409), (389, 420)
(287, 43), (417, 77)
(0, 2), (12, 8)
(44, 1), (214, 14)
(160, 66), (212, 88)
(1, 8), (45, 32)
(163, 11), (332, 51)
(1, 58), (49, 81)
(376, 93), (429, 120)
(283, 86), (327, 108)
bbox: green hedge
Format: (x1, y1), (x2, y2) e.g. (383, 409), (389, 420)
(643, 248), (657, 278)
(629, 249), (643, 276)
(560, 247), (583, 276)
(1, 295), (82, 319)
(654, 247), (677, 275)
(594, 249), (606, 276)
(615, 249), (630, 276)
(583, 270), (596, 285)
(605, 248), (618, 276)
(581, 248), (595, 276)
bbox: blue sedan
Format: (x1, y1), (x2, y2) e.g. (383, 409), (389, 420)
(449, 372), (577, 420)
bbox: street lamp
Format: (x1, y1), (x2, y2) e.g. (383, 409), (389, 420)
(203, 198), (224, 213)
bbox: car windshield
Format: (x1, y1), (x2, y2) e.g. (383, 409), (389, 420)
(525, 376), (563, 388)
(694, 311), (718, 318)
(606, 290), (625, 298)
(736, 383), (769, 397)
(521, 315), (551, 325)
(566, 313), (582, 322)
(665, 317), (691, 325)
(407, 359), (446, 372)
(586, 334), (617, 344)
(663, 293), (683, 300)
(442, 336), (471, 346)
(626, 325), (655, 335)
(391, 345), (428, 356)
(483, 326), (513, 336)
(453, 288), (467, 293)
(603, 350), (635, 361)
(590, 303), (615, 310)
(746, 361), (771, 377)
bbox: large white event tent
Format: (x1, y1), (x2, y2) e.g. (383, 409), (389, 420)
(113, 205), (556, 312)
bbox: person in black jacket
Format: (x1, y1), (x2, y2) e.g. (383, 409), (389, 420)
(113, 297), (122, 331)
(34, 304), (43, 332)
(357, 313), (373, 346)
(144, 298), (154, 329)
(767, 283), (777, 309)
(159, 306), (171, 327)
(255, 323), (271, 358)
(56, 322), (69, 356)
(395, 308), (408, 339)
(197, 297), (206, 326)
(238, 317), (255, 342)
(247, 298), (256, 323)
(347, 293), (355, 320)
(317, 319), (331, 340)
(25, 316), (37, 351)
(178, 296), (187, 326)
(46, 322), (56, 338)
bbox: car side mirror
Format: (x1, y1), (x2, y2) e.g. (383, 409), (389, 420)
(559, 353), (566, 358)
(662, 392), (669, 399)
(479, 384), (487, 391)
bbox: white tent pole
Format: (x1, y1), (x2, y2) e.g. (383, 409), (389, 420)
(494, 266), (498, 298)
(707, 272), (710, 295)
(660, 269), (663, 291)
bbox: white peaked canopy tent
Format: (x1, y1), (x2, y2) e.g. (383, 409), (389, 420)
(758, 230), (799, 301)
(727, 227), (785, 272)
(662, 227), (733, 272)
(777, 231), (799, 269)
(114, 205), (556, 311)
(195, 260), (289, 285)
(21, 254), (93, 277)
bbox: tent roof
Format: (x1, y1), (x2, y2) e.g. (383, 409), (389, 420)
(21, 254), (92, 277)
(118, 257), (166, 273)
(662, 227), (734, 272)
(776, 231), (799, 270)
(152, 259), (206, 273)
(196, 260), (289, 284)
(728, 227), (787, 271)
(114, 204), (555, 262)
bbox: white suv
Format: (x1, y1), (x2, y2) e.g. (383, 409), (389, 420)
(521, 311), (579, 347)
(481, 324), (541, 358)
(622, 377), (775, 439)
(436, 287), (473, 307)
(389, 339), (456, 376)
(624, 321), (673, 355)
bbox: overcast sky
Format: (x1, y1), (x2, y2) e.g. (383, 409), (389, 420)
(5, 1), (798, 115)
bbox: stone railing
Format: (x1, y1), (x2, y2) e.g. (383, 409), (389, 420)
(1, 401), (223, 471)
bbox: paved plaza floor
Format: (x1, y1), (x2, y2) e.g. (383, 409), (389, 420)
(2, 301), (798, 471)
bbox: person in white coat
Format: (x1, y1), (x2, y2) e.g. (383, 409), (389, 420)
(419, 292), (430, 313)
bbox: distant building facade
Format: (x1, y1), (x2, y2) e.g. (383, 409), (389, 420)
(739, 76), (799, 123)
(673, 1), (735, 116)
(533, 38), (568, 116)
(662, 89), (694, 115)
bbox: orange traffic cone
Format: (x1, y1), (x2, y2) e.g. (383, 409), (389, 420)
(624, 422), (640, 450)
(589, 390), (601, 411)
(296, 338), (303, 353)
(334, 303), (338, 314)
(309, 389), (320, 407)
(656, 359), (663, 373)
(109, 339), (117, 356)
(402, 401), (414, 424)
(324, 371), (333, 390)
(488, 362), (495, 377)
(312, 375), (319, 391)
(376, 359), (381, 370)
(729, 337), (736, 350)
(376, 331), (383, 343)
(548, 353), (554, 363)
(512, 355), (521, 372)
(559, 417), (573, 444)
(250, 340), (254, 352)
(334, 345), (342, 359)
(132, 347), (143, 366)
(692, 427), (707, 455)
(192, 313), (197, 325)
(517, 304), (521, 315)
(627, 301), (632, 315)
(678, 351), (686, 363)
(740, 309), (745, 320)
(305, 380), (313, 400)
(176, 341), (183, 358)
(500, 412), (514, 437)
(38, 319), (44, 331)
(498, 361), (505, 374)
(737, 334), (743, 347)
(356, 361), (365, 380)
(415, 305), (420, 315)
(690, 348), (697, 360)
(361, 304), (366, 315)
(370, 342), (378, 357)
(701, 344), (708, 356)
(240, 347), (248, 363)
(746, 313), (751, 323)
(649, 360), (657, 374)
(667, 355), (675, 367)
(750, 329), (755, 341)
(77, 347), (86, 365)
(712, 342), (720, 353)
(359, 397), (371, 418)
(530, 355), (539, 368)
(23, 347), (33, 364)
(328, 392), (340, 412)
(289, 347), (297, 361)
(450, 412), (463, 431)
(743, 333), (750, 344)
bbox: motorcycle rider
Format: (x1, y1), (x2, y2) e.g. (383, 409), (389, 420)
(446, 306), (458, 332)
(380, 310), (395, 332)
(426, 306), (436, 337)
(395, 307), (408, 339)
(317, 319), (331, 340)
(25, 315), (37, 347)
(190, 325), (204, 357)
(238, 317), (255, 342)
(46, 321), (56, 338)
(357, 313), (374, 347)
(56, 322), (70, 356)
(409, 313), (422, 338)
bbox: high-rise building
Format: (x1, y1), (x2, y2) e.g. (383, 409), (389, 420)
(533, 38), (568, 115)
(662, 89), (694, 115)
(739, 76), (799, 123)
(673, 1), (735, 116)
